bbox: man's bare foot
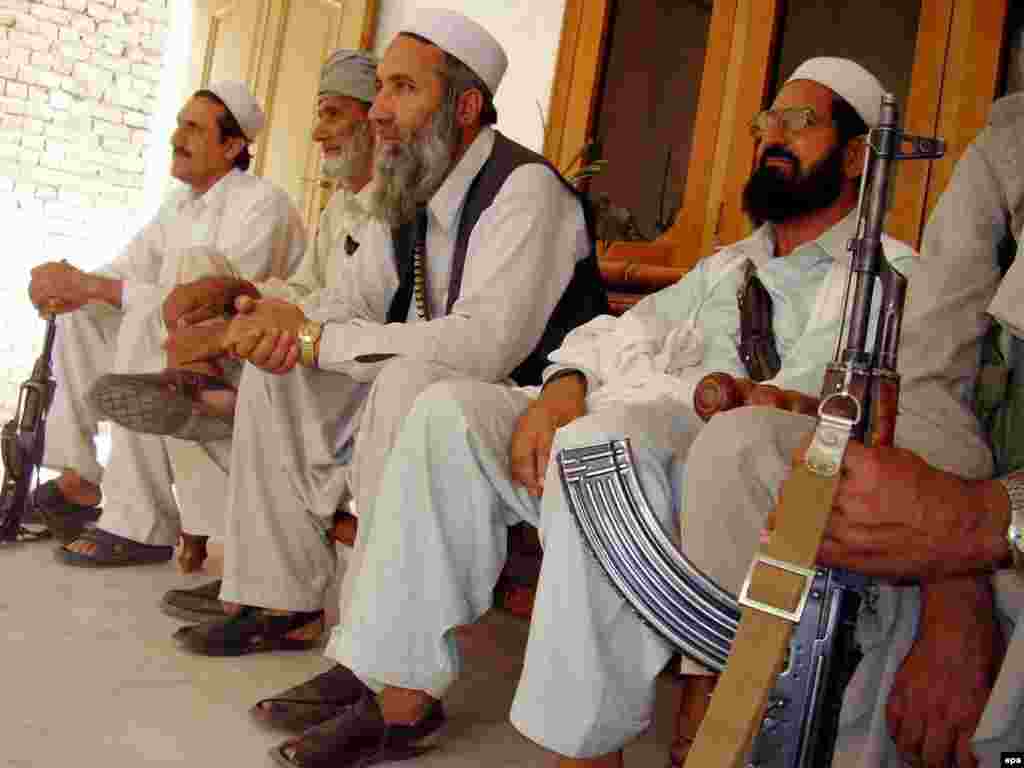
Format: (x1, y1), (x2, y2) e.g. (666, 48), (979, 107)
(55, 470), (101, 507)
(556, 754), (623, 768)
(177, 532), (208, 573)
(379, 686), (438, 726)
(64, 537), (97, 556)
(55, 471), (102, 555)
(171, 360), (237, 421)
(196, 387), (237, 420)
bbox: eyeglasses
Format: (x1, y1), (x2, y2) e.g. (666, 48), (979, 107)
(749, 107), (822, 139)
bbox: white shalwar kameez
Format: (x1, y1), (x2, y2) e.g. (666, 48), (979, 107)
(217, 127), (590, 616)
(680, 94), (1024, 768)
(44, 169), (305, 545)
(326, 215), (918, 757)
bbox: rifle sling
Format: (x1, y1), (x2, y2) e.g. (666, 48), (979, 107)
(685, 460), (840, 767)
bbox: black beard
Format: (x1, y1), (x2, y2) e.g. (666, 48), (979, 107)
(742, 142), (846, 225)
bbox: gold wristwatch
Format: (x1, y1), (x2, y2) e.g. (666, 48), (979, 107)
(298, 320), (324, 368)
(997, 474), (1024, 571)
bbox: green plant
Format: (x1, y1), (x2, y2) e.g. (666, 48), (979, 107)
(560, 138), (608, 187)
(536, 100), (607, 187)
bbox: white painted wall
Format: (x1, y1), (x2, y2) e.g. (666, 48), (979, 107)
(141, 0), (194, 229)
(374, 1), (567, 154)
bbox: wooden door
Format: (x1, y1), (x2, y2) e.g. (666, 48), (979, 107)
(189, 0), (378, 230)
(550, 0), (1009, 270)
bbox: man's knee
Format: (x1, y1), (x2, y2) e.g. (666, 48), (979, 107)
(691, 406), (813, 466)
(551, 411), (622, 454)
(370, 359), (459, 407)
(401, 378), (506, 443)
(551, 404), (680, 462)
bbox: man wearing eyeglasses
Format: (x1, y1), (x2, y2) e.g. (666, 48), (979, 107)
(260, 59), (919, 767)
(683, 86), (1024, 767)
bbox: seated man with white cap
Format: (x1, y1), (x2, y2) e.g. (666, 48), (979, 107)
(84, 51), (379, 614)
(93, 51), (380, 443)
(27, 80), (305, 567)
(165, 6), (604, 670)
(253, 58), (915, 767)
(683, 85), (1024, 768)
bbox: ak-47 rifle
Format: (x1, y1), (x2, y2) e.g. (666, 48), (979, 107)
(0, 315), (58, 542)
(558, 93), (944, 766)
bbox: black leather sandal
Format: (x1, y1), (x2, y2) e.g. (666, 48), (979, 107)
(55, 526), (172, 567)
(251, 665), (371, 732)
(173, 606), (325, 656)
(270, 693), (444, 768)
(31, 480), (101, 544)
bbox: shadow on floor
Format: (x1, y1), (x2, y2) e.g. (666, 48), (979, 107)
(1, 539), (676, 766)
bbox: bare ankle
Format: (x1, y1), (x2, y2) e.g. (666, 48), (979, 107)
(556, 752), (624, 768)
(56, 471), (100, 506)
(196, 387), (237, 419)
(378, 687), (435, 726)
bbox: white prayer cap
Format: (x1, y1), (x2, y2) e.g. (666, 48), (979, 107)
(320, 49), (378, 104)
(207, 80), (265, 141)
(785, 57), (886, 127)
(401, 7), (508, 95)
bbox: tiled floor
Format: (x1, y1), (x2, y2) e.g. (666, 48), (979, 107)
(1, 537), (678, 767)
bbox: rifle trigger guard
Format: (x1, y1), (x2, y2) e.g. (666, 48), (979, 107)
(806, 393), (858, 477)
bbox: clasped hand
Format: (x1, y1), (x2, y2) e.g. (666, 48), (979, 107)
(162, 276), (261, 329)
(221, 295), (304, 374)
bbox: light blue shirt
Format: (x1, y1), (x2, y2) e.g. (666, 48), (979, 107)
(547, 210), (918, 400)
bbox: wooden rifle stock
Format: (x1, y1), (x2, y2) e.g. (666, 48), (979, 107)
(693, 373), (821, 422)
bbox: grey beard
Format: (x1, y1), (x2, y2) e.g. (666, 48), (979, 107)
(320, 121), (374, 186)
(370, 92), (458, 228)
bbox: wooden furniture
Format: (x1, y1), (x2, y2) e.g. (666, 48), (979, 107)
(548, 0), (1009, 272)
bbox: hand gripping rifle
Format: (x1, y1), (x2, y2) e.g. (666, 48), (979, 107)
(558, 93), (943, 767)
(0, 315), (58, 542)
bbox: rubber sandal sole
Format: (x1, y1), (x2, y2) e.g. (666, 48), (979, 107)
(89, 373), (233, 442)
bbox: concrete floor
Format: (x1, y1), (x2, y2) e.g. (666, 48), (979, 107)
(1, 536), (678, 767)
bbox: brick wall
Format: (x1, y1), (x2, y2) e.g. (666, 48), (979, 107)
(0, 0), (171, 416)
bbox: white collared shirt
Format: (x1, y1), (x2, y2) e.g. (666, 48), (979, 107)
(308, 127), (590, 383)
(261, 182), (375, 305)
(98, 168), (306, 312)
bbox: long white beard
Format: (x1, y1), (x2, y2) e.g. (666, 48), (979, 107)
(370, 93), (458, 228)
(321, 121), (374, 185)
